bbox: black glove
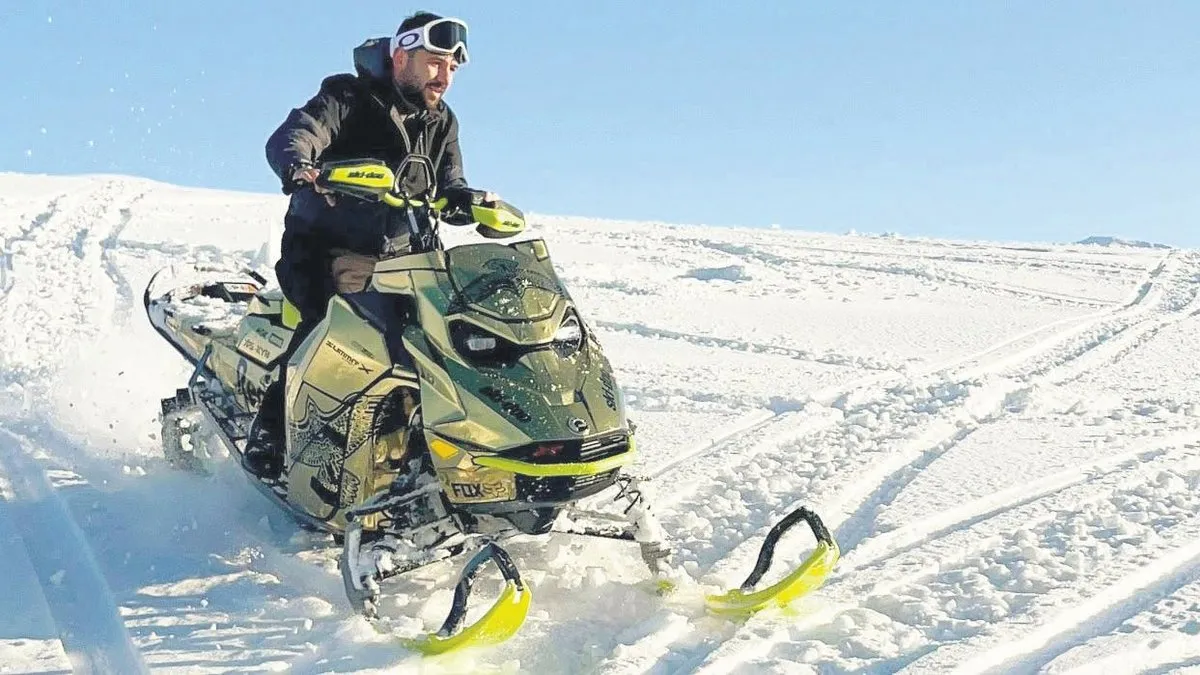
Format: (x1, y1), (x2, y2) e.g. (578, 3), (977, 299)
(440, 187), (498, 227)
(442, 187), (497, 212)
(441, 189), (526, 239)
(281, 162), (315, 195)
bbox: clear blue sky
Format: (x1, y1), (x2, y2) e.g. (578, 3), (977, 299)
(2, 1), (1197, 247)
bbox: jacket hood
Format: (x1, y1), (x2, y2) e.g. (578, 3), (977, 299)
(353, 37), (392, 80)
(352, 37), (447, 121)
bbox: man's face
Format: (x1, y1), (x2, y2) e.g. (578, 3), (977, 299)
(393, 48), (459, 109)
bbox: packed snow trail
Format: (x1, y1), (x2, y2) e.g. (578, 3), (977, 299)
(1, 172), (1197, 673)
(0, 429), (149, 675)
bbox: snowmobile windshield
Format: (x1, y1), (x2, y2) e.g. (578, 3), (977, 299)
(444, 244), (565, 320)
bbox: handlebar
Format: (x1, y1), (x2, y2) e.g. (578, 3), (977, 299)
(311, 158), (526, 240)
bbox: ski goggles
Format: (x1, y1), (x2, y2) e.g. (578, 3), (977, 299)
(392, 17), (470, 65)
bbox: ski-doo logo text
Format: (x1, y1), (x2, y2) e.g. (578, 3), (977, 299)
(479, 386), (532, 423)
(347, 170), (386, 180)
(599, 370), (617, 410)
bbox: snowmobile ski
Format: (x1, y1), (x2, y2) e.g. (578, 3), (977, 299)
(704, 506), (840, 616)
(400, 542), (532, 655)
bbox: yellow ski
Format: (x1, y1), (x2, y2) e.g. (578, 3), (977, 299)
(705, 506), (840, 616)
(400, 543), (532, 656)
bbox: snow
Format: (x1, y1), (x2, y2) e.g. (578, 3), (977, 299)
(0, 170), (1198, 673)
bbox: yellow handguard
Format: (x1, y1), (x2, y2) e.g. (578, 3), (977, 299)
(316, 159), (525, 240)
(705, 506), (840, 617)
(280, 296), (302, 330)
(318, 161), (397, 200)
(472, 200), (526, 239)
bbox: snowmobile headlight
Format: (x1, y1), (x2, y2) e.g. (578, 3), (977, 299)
(465, 334), (498, 352)
(553, 314), (582, 355)
(450, 321), (521, 366)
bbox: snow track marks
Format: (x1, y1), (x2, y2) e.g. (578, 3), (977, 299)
(616, 250), (1199, 672)
(0, 429), (149, 675)
(680, 236), (1127, 308)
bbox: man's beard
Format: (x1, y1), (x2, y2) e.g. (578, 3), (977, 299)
(394, 77), (440, 110)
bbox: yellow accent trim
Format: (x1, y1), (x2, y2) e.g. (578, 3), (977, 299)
(281, 297), (301, 330)
(429, 438), (460, 460)
(704, 540), (840, 616)
(380, 193), (441, 209)
(471, 204), (525, 234)
(327, 164), (395, 190)
(474, 447), (635, 477)
(402, 581), (532, 656)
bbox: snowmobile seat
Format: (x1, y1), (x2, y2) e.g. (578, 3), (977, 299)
(246, 287), (284, 317)
(246, 288), (302, 330)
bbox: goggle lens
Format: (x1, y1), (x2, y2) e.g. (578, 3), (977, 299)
(427, 20), (468, 62)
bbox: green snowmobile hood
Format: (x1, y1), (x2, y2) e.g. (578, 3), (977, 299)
(442, 336), (624, 442)
(401, 240), (628, 450)
(444, 242), (563, 326)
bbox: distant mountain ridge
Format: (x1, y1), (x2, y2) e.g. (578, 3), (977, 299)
(1075, 235), (1172, 250)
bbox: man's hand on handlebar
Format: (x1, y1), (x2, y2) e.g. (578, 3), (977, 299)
(443, 187), (501, 211)
(292, 165), (336, 204)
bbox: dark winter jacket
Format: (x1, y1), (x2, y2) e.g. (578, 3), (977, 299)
(265, 37), (469, 255)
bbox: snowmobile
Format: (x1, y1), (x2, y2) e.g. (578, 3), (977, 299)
(143, 158), (840, 655)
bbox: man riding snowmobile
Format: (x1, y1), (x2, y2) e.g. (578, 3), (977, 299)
(250, 12), (498, 477)
(143, 13), (843, 653)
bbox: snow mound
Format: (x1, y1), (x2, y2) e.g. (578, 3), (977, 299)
(682, 264), (750, 282)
